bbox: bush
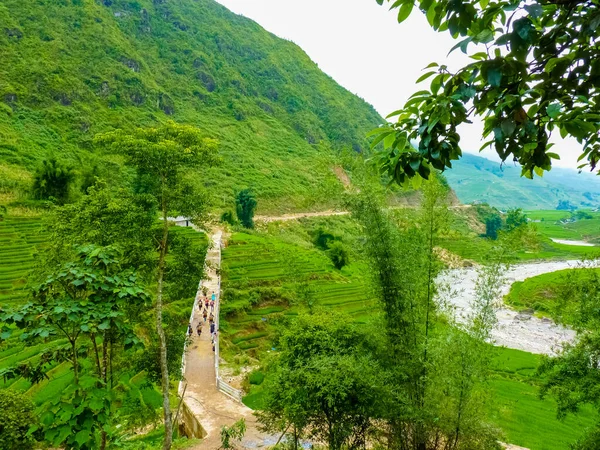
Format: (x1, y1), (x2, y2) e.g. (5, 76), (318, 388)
(0, 390), (38, 450)
(313, 227), (335, 250)
(31, 157), (75, 204)
(485, 215), (503, 240)
(221, 210), (237, 225)
(248, 370), (265, 385)
(236, 189), (257, 229)
(327, 240), (350, 269)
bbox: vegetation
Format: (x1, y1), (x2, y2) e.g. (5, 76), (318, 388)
(0, 390), (37, 450)
(375, 0), (600, 181)
(31, 158), (75, 204)
(235, 189), (257, 229)
(0, 0), (382, 213)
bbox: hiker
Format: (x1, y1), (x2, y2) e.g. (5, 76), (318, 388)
(210, 322), (215, 334)
(203, 309), (208, 322)
(211, 291), (216, 302)
(210, 299), (215, 312)
(209, 313), (214, 325)
(187, 324), (193, 336)
(196, 323), (202, 336)
(204, 297), (209, 309)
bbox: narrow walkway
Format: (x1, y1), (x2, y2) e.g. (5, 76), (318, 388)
(181, 230), (269, 449)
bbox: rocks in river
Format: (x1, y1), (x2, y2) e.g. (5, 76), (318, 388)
(515, 313), (532, 321)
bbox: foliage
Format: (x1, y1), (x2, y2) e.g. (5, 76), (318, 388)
(220, 419), (246, 450)
(221, 210), (237, 226)
(0, 245), (148, 450)
(539, 266), (600, 448)
(0, 0), (381, 212)
(505, 208), (528, 232)
(326, 240), (350, 269)
(0, 390), (37, 450)
(31, 157), (75, 204)
(374, 0), (600, 182)
(95, 121), (217, 450)
(236, 189), (257, 229)
(557, 200), (577, 211)
(257, 314), (385, 450)
(485, 214), (503, 240)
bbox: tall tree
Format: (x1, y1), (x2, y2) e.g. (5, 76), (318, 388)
(32, 157), (75, 204)
(372, 0), (600, 182)
(94, 122), (218, 450)
(236, 189), (257, 229)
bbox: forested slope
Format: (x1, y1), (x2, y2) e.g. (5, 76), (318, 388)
(0, 0), (382, 212)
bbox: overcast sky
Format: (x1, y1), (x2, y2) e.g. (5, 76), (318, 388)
(215, 0), (582, 169)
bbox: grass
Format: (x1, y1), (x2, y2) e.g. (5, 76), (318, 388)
(505, 267), (600, 324)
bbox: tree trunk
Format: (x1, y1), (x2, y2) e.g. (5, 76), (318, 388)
(158, 208), (173, 450)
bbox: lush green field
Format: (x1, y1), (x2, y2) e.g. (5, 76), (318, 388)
(489, 349), (598, 449)
(220, 217), (598, 450)
(525, 210), (600, 245)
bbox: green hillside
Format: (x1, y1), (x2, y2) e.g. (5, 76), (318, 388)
(0, 0), (382, 213)
(445, 153), (600, 210)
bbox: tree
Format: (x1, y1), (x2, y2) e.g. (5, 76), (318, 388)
(257, 314), (385, 450)
(0, 390), (38, 450)
(556, 199), (576, 211)
(539, 267), (600, 448)
(505, 208), (528, 231)
(236, 189), (257, 228)
(350, 177), (500, 450)
(485, 215), (503, 240)
(372, 0), (600, 184)
(95, 121), (218, 450)
(32, 157), (75, 204)
(0, 246), (148, 450)
(327, 240), (350, 269)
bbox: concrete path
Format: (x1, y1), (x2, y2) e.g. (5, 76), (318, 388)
(181, 230), (271, 449)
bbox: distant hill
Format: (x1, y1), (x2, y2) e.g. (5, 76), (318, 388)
(444, 153), (600, 210)
(0, 0), (382, 213)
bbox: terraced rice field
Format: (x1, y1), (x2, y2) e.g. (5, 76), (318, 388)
(220, 232), (376, 357)
(0, 216), (46, 309)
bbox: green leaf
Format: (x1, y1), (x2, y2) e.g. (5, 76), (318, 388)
(501, 119), (516, 137)
(75, 429), (91, 447)
(416, 71), (437, 83)
(546, 103), (561, 119)
(524, 4), (543, 19)
(486, 68), (502, 87)
(397, 2), (414, 23)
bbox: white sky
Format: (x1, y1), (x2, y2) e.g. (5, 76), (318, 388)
(215, 0), (582, 169)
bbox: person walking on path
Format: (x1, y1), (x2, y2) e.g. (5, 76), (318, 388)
(205, 297), (209, 310)
(209, 313), (214, 325)
(203, 309), (208, 322)
(196, 323), (202, 337)
(210, 299), (215, 312)
(211, 291), (216, 302)
(187, 323), (193, 336)
(210, 322), (215, 335)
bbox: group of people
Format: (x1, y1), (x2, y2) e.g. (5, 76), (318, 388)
(187, 290), (218, 352)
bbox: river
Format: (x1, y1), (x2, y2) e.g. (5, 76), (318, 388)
(440, 260), (599, 355)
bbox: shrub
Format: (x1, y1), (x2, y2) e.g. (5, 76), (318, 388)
(31, 157), (74, 204)
(485, 215), (503, 240)
(235, 189), (257, 229)
(0, 390), (38, 450)
(313, 227), (335, 250)
(221, 210), (237, 225)
(248, 370), (265, 386)
(327, 240), (350, 269)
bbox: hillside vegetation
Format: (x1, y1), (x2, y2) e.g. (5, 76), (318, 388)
(445, 153), (600, 210)
(0, 0), (382, 212)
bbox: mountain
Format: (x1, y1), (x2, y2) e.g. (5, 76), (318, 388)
(0, 0), (382, 213)
(445, 153), (600, 210)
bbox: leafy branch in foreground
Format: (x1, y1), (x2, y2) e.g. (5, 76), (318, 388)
(373, 0), (600, 182)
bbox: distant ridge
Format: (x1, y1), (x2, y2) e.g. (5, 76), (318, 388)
(444, 153), (600, 210)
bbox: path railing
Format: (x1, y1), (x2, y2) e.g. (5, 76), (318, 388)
(213, 237), (243, 403)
